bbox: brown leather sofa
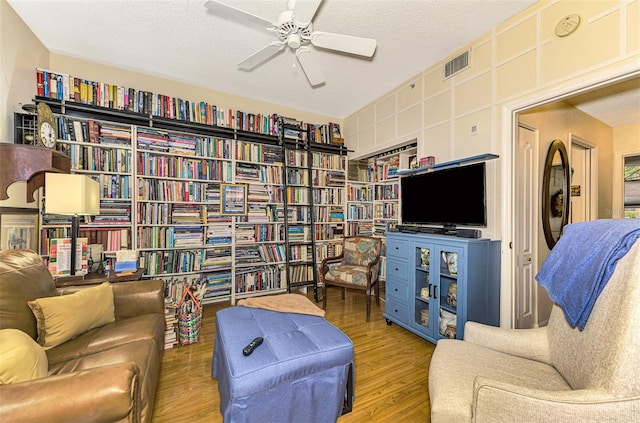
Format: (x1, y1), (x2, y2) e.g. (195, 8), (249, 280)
(0, 249), (165, 423)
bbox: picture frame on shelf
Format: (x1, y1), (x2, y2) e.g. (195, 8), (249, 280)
(0, 210), (38, 250)
(221, 184), (248, 216)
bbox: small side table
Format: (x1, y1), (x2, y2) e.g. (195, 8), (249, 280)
(55, 269), (144, 288)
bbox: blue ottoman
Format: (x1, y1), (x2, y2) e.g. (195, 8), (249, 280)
(212, 306), (354, 422)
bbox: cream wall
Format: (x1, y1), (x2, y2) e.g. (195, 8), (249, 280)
(1, 0), (49, 144)
(343, 0), (640, 326)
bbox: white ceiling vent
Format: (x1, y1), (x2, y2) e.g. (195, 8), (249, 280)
(444, 50), (470, 79)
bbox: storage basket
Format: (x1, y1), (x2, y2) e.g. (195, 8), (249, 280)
(178, 285), (202, 345)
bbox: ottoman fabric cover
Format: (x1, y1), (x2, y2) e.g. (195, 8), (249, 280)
(212, 306), (354, 422)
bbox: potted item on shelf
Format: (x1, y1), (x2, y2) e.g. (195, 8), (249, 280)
(420, 248), (430, 268)
(439, 308), (456, 338)
(420, 309), (429, 327)
(441, 252), (458, 275)
(446, 282), (457, 308)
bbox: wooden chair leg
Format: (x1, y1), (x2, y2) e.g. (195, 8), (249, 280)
(374, 281), (380, 306)
(365, 289), (371, 322)
(341, 287), (346, 300)
(322, 283), (327, 310)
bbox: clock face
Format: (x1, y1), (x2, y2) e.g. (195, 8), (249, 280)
(39, 121), (56, 148)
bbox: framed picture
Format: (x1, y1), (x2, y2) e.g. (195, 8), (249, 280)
(0, 210), (38, 250)
(221, 184), (248, 216)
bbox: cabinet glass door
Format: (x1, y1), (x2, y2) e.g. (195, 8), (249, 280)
(413, 245), (435, 333)
(437, 248), (461, 339)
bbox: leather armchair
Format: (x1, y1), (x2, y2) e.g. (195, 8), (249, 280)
(429, 240), (640, 422)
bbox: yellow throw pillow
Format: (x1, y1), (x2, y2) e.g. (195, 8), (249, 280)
(28, 282), (115, 350)
(0, 329), (48, 384)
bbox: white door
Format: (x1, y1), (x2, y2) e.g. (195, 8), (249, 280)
(514, 124), (537, 328)
(569, 134), (597, 223)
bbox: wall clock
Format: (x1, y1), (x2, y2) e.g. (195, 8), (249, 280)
(37, 102), (56, 149)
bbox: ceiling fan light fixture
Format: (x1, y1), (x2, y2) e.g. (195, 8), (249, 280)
(288, 33), (301, 49)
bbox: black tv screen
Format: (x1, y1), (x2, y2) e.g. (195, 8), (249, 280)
(400, 162), (487, 229)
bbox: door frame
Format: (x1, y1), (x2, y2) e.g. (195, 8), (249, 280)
(499, 64), (640, 328)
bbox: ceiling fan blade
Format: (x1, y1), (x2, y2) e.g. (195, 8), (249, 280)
(295, 47), (325, 87)
(310, 31), (377, 57)
(289, 0), (322, 26)
(205, 0), (275, 29)
(237, 42), (285, 70)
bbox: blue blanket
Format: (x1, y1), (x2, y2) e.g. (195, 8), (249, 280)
(535, 219), (640, 330)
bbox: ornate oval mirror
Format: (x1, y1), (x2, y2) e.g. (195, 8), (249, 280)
(542, 139), (571, 249)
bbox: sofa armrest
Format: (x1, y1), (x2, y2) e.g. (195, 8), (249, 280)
(464, 321), (551, 364)
(472, 376), (640, 422)
(112, 279), (165, 319)
(0, 362), (140, 423)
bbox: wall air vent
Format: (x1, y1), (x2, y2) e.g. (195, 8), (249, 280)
(444, 50), (470, 79)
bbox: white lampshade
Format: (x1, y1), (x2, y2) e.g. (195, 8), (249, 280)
(45, 173), (100, 215)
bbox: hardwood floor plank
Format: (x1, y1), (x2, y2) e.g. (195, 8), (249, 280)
(152, 288), (434, 422)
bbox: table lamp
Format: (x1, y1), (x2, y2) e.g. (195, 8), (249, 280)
(45, 173), (100, 276)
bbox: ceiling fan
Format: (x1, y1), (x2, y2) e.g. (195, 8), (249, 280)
(204, 0), (377, 87)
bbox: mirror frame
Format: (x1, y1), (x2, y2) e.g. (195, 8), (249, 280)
(542, 139), (571, 249)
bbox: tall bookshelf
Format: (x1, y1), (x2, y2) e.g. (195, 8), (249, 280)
(40, 116), (134, 263)
(134, 126), (234, 305)
(280, 118), (317, 298)
(26, 96), (348, 307)
(311, 150), (346, 276)
(233, 139), (287, 299)
(345, 143), (417, 283)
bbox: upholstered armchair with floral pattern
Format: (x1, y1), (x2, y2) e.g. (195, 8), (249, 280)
(321, 236), (382, 321)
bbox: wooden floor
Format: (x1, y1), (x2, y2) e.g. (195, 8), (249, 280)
(152, 287), (435, 422)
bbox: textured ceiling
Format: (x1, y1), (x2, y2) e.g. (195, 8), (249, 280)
(8, 0), (538, 118)
(8, 0), (638, 127)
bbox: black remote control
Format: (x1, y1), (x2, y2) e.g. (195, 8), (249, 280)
(242, 337), (264, 356)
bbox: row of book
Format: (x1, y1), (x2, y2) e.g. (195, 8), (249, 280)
(312, 169), (346, 187)
(374, 183), (400, 200)
(136, 152), (231, 181)
(347, 204), (374, 220)
(314, 223), (345, 241)
(285, 168), (309, 185)
(36, 69), (280, 134)
(64, 144), (131, 173)
(235, 141), (282, 164)
(311, 151), (345, 169)
(288, 264), (315, 283)
(36, 69), (351, 143)
(286, 150), (308, 167)
(347, 185), (373, 202)
(137, 128), (232, 158)
(347, 221), (374, 235)
(312, 188), (344, 205)
(235, 162), (283, 184)
(234, 266), (284, 293)
(235, 224), (279, 242)
(140, 249), (206, 275)
(136, 179), (210, 202)
(374, 203), (399, 219)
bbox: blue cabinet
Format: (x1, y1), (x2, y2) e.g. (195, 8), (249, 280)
(384, 232), (500, 344)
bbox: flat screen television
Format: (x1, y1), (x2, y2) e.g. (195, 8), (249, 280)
(400, 162), (486, 231)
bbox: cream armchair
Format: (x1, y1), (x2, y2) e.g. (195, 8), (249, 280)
(429, 239), (640, 422)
